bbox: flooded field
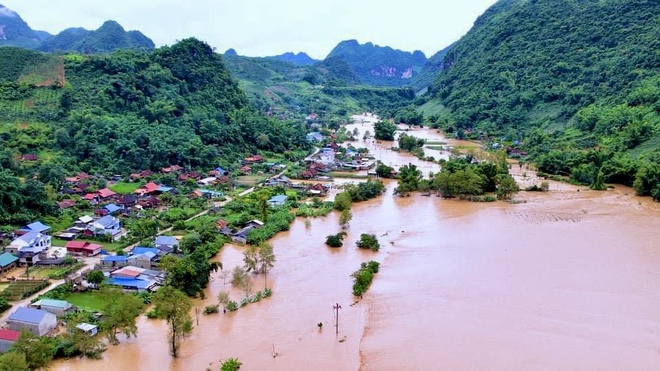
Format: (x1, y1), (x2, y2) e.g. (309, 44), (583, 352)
(57, 115), (660, 370)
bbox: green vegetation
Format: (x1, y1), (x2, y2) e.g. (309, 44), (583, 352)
(325, 232), (346, 248)
(325, 40), (426, 87)
(424, 0), (660, 199)
(62, 291), (107, 312)
(374, 120), (398, 141)
(356, 233), (380, 252)
(220, 358), (243, 371)
(108, 182), (141, 194)
(352, 260), (380, 297)
(151, 286), (193, 358)
(2, 280), (49, 301)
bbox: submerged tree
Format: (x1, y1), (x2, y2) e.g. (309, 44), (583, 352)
(152, 286), (193, 357)
(101, 286), (145, 345)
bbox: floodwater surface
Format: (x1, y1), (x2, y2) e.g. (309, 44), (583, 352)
(57, 115), (660, 370)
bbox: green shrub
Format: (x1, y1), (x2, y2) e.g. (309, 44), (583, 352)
(356, 233), (380, 251)
(352, 260), (380, 297)
(203, 304), (219, 315)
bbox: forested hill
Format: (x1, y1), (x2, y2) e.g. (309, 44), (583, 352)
(38, 20), (155, 53)
(425, 0), (660, 198)
(0, 39), (310, 176)
(325, 40), (427, 87)
(0, 4), (153, 53)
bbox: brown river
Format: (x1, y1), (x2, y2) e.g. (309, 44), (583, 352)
(57, 115), (660, 370)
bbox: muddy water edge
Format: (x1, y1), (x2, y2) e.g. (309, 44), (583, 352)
(56, 116), (660, 370)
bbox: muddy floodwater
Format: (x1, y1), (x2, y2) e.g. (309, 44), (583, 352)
(57, 115), (660, 370)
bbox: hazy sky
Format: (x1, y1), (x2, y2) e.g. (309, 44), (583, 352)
(2, 0), (498, 59)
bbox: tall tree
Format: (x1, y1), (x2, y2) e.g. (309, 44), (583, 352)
(100, 286), (144, 345)
(0, 352), (29, 371)
(10, 330), (54, 371)
(152, 286), (193, 358)
(257, 242), (276, 289)
(231, 265), (253, 298)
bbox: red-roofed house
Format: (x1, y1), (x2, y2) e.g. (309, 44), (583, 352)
(112, 267), (142, 279)
(161, 165), (182, 173)
(83, 193), (100, 205)
(243, 154), (264, 164)
(98, 188), (116, 199)
(144, 182), (160, 193)
(216, 219), (228, 229)
(0, 329), (20, 352)
(65, 241), (102, 256)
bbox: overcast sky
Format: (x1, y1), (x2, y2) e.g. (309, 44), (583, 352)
(2, 0), (498, 59)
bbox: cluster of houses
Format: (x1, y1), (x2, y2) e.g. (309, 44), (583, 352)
(98, 236), (178, 292)
(0, 298), (98, 350)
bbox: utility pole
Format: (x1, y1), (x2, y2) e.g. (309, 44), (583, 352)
(333, 303), (342, 335)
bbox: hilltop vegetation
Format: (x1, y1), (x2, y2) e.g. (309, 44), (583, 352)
(0, 5), (153, 53)
(326, 40), (427, 87)
(423, 0), (660, 198)
(222, 53), (413, 119)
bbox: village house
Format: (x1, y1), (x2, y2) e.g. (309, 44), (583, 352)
(154, 236), (178, 253)
(7, 307), (57, 336)
(225, 219), (264, 244)
(267, 195), (288, 207)
(161, 165), (183, 174)
(242, 154), (264, 165)
(107, 266), (161, 292)
(29, 299), (76, 317)
(0, 252), (18, 274)
(75, 323), (98, 336)
(57, 199), (77, 210)
(128, 247), (161, 269)
(0, 329), (20, 353)
(17, 221), (51, 235)
(97, 188), (117, 200)
(87, 215), (122, 240)
(209, 167), (228, 176)
(101, 255), (129, 268)
(5, 232), (51, 266)
(306, 132), (324, 143)
(65, 241), (102, 257)
(198, 177), (217, 186)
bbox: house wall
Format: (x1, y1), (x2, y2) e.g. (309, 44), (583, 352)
(7, 321), (39, 336)
(41, 305), (66, 317)
(38, 313), (57, 335)
(0, 339), (15, 353)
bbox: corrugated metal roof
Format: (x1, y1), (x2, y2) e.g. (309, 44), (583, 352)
(0, 252), (18, 267)
(8, 307), (51, 324)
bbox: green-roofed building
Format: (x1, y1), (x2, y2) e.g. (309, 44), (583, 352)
(30, 298), (75, 317)
(0, 252), (18, 273)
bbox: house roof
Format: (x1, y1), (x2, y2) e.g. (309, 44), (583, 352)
(76, 323), (97, 332)
(144, 182), (160, 192)
(113, 267), (142, 278)
(0, 329), (20, 342)
(0, 252), (18, 267)
(65, 241), (102, 251)
(157, 186), (173, 193)
(8, 307), (52, 324)
(33, 299), (71, 309)
(132, 247), (160, 256)
(102, 255), (128, 262)
(25, 221), (51, 233)
(78, 215), (94, 224)
(98, 188), (116, 198)
(107, 277), (154, 290)
(268, 195), (288, 204)
(104, 203), (122, 213)
(155, 236), (177, 246)
(83, 193), (98, 200)
(12, 231), (44, 246)
(95, 215), (118, 229)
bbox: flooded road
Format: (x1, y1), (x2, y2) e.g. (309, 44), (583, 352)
(57, 115), (660, 370)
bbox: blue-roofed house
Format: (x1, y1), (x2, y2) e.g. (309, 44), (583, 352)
(0, 252), (18, 273)
(154, 236), (179, 253)
(197, 189), (224, 199)
(267, 195), (288, 207)
(6, 232), (51, 266)
(106, 277), (157, 292)
(306, 132), (324, 143)
(157, 186), (174, 193)
(103, 203), (123, 215)
(128, 247), (160, 269)
(7, 307), (57, 336)
(19, 221), (51, 235)
(88, 215), (122, 240)
(101, 255), (129, 268)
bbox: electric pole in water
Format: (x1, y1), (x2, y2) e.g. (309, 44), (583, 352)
(333, 303), (342, 334)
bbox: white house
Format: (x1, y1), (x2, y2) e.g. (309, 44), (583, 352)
(5, 232), (51, 266)
(89, 215), (122, 240)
